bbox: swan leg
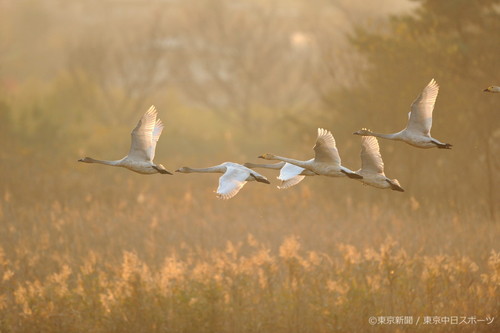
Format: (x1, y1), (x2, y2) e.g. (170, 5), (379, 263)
(153, 166), (173, 175)
(386, 179), (405, 192)
(341, 169), (363, 179)
(437, 143), (452, 149)
(250, 174), (271, 184)
(431, 140), (452, 149)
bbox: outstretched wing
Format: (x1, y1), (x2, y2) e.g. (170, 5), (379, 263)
(279, 163), (306, 181)
(360, 136), (384, 174)
(406, 79), (439, 136)
(278, 175), (306, 189)
(313, 128), (341, 165)
(216, 166), (249, 199)
(128, 106), (159, 161)
(277, 163), (307, 189)
(150, 118), (164, 161)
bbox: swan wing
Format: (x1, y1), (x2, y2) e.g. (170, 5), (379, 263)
(216, 166), (249, 199)
(150, 118), (164, 161)
(406, 79), (439, 136)
(279, 163), (306, 181)
(360, 136), (384, 174)
(313, 128), (341, 165)
(278, 175), (306, 189)
(128, 106), (158, 161)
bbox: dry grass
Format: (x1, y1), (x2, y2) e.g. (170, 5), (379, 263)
(0, 153), (499, 332)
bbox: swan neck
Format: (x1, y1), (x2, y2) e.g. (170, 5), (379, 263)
(369, 132), (398, 140)
(183, 166), (222, 173)
(272, 156), (308, 168)
(85, 157), (119, 166)
(245, 162), (283, 169)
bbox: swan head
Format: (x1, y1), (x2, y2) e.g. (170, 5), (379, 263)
(353, 128), (373, 136)
(78, 157), (94, 163)
(258, 153), (276, 160)
(175, 167), (192, 173)
(483, 86), (500, 93)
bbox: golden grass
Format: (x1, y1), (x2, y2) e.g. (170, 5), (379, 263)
(0, 155), (499, 332)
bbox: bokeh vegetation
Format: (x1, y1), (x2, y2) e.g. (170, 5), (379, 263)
(0, 0), (499, 331)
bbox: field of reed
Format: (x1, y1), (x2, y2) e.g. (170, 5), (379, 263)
(0, 151), (498, 332)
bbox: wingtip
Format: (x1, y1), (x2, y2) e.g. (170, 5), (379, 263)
(317, 127), (330, 136)
(428, 78), (439, 88)
(145, 105), (158, 117)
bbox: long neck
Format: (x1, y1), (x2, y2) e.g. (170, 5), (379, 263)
(270, 156), (310, 169)
(183, 166), (224, 174)
(84, 157), (120, 166)
(368, 131), (400, 140)
(245, 162), (285, 170)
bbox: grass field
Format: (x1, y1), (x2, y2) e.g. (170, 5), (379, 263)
(0, 152), (498, 332)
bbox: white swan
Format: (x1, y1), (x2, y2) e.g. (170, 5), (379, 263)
(484, 86), (500, 93)
(243, 161), (316, 189)
(258, 128), (362, 179)
(175, 162), (270, 199)
(78, 105), (172, 174)
(356, 136), (404, 192)
(354, 79), (452, 149)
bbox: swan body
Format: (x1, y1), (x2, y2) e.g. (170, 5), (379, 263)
(244, 161), (316, 189)
(354, 79), (452, 149)
(78, 105), (172, 175)
(356, 136), (404, 192)
(258, 128), (362, 180)
(175, 162), (270, 199)
(484, 86), (500, 93)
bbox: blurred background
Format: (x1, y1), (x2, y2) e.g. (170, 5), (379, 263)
(1, 0), (499, 255)
(1, 0), (500, 331)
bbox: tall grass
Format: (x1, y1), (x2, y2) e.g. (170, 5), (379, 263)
(0, 153), (499, 332)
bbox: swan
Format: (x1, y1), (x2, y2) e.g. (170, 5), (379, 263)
(484, 86), (500, 93)
(354, 79), (452, 149)
(258, 128), (362, 180)
(175, 162), (270, 199)
(243, 161), (316, 189)
(78, 105), (172, 174)
(356, 136), (404, 192)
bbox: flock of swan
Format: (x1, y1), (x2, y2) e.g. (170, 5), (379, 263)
(78, 81), (499, 199)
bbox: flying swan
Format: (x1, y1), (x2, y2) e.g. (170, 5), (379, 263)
(356, 136), (404, 192)
(484, 86), (500, 93)
(175, 162), (270, 199)
(78, 105), (172, 174)
(354, 79), (452, 149)
(258, 128), (362, 180)
(243, 161), (316, 189)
